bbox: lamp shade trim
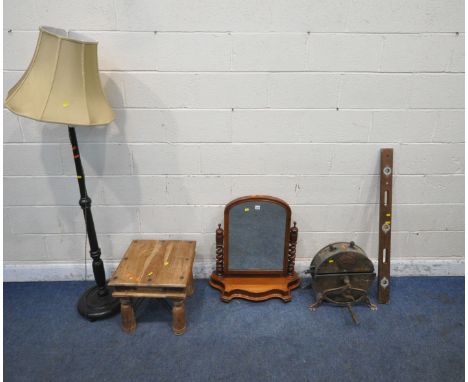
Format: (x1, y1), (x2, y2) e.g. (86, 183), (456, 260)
(41, 26), (98, 44)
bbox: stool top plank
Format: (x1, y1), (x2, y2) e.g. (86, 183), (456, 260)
(109, 240), (196, 289)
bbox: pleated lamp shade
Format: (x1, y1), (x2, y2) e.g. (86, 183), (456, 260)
(5, 26), (114, 126)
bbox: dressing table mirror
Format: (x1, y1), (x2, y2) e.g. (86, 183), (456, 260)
(209, 195), (300, 302)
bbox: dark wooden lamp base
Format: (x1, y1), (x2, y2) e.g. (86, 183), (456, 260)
(77, 285), (121, 321)
(209, 272), (300, 302)
(77, 286), (120, 321)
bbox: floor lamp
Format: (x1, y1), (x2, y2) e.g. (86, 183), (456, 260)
(5, 26), (120, 320)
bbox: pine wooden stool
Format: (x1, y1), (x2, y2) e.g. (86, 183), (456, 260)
(108, 240), (196, 335)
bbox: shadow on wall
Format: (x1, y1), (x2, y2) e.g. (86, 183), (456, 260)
(40, 76), (144, 263)
(354, 149), (382, 259)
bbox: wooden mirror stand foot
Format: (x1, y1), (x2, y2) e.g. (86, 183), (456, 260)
(209, 272), (300, 302)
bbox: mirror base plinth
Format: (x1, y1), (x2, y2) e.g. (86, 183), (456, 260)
(209, 272), (300, 302)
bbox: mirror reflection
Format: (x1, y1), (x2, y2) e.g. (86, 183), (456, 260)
(228, 200), (287, 270)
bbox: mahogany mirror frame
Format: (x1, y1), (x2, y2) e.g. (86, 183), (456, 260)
(223, 195), (291, 276)
(209, 195), (300, 302)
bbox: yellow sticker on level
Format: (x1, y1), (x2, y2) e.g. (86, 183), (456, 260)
(385, 221), (391, 225)
(386, 213), (391, 217)
(328, 259), (334, 263)
(244, 208), (250, 212)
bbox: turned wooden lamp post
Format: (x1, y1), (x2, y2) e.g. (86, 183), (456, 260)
(5, 26), (120, 320)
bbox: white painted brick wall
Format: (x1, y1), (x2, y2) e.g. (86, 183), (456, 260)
(308, 34), (383, 71)
(3, 0), (464, 279)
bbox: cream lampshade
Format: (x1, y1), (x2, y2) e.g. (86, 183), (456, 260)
(5, 26), (114, 126)
(5, 26), (119, 321)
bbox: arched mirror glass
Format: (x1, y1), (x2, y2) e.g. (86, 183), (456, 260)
(226, 197), (290, 272)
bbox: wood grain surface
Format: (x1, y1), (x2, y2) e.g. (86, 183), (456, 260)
(109, 240), (196, 289)
(378, 149), (393, 304)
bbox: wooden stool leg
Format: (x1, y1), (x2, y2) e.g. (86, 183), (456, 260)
(120, 298), (136, 333)
(172, 299), (186, 335)
(186, 271), (195, 296)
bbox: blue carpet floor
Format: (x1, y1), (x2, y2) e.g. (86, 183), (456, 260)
(4, 277), (465, 382)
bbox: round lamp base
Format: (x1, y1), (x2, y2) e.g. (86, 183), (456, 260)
(77, 285), (120, 321)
